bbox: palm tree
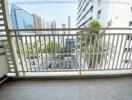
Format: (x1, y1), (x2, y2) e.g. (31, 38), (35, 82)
(84, 20), (103, 69)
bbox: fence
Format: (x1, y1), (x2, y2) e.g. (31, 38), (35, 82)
(1, 28), (132, 76)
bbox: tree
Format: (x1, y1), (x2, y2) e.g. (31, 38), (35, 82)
(45, 41), (60, 53)
(84, 20), (103, 69)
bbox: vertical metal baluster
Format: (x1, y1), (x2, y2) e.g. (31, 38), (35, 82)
(62, 34), (65, 71)
(115, 35), (123, 69)
(99, 34), (106, 70)
(111, 35), (119, 70)
(49, 35), (52, 71)
(77, 35), (79, 71)
(119, 35), (127, 69)
(21, 36), (28, 71)
(71, 35), (74, 71)
(30, 36), (35, 72)
(57, 34), (60, 71)
(84, 33), (87, 71)
(88, 34), (92, 70)
(122, 35), (131, 69)
(67, 34), (69, 71)
(103, 35), (110, 70)
(14, 32), (24, 74)
(92, 34), (96, 70)
(44, 35), (48, 71)
(79, 32), (82, 74)
(126, 35), (132, 69)
(53, 35), (55, 71)
(35, 35), (40, 71)
(39, 36), (44, 71)
(95, 34), (101, 70)
(107, 35), (115, 70)
(69, 35), (72, 71)
(25, 36), (32, 72)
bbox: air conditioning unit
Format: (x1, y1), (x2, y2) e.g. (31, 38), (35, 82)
(0, 40), (9, 84)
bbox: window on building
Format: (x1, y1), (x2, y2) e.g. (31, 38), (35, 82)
(126, 35), (132, 40)
(131, 7), (132, 11)
(98, 0), (101, 5)
(97, 10), (101, 19)
(90, 0), (93, 3)
(89, 6), (93, 13)
(124, 48), (132, 52)
(129, 21), (132, 26)
(89, 16), (93, 21)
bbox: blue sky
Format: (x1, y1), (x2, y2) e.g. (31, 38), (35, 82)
(8, 0), (77, 28)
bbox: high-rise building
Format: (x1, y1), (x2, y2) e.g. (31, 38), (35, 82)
(77, 0), (132, 28)
(68, 16), (71, 34)
(60, 24), (66, 47)
(11, 4), (35, 35)
(45, 21), (51, 34)
(62, 24), (66, 34)
(51, 20), (56, 34)
(33, 14), (42, 34)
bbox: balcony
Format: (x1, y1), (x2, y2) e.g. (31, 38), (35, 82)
(0, 0), (132, 100)
(0, 77), (132, 100)
(0, 28), (132, 77)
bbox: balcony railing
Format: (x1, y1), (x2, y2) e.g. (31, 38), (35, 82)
(0, 28), (132, 76)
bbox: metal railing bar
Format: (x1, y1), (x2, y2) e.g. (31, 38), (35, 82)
(92, 34), (97, 70)
(49, 35), (52, 71)
(53, 35), (56, 71)
(107, 35), (115, 70)
(75, 35), (78, 70)
(99, 34), (106, 70)
(126, 35), (132, 69)
(57, 34), (60, 71)
(14, 32), (25, 74)
(10, 33), (132, 37)
(21, 36), (28, 71)
(115, 35), (123, 69)
(29, 36), (34, 72)
(43, 35), (48, 71)
(122, 35), (132, 69)
(103, 35), (110, 69)
(67, 35), (70, 71)
(95, 34), (101, 70)
(88, 34), (92, 70)
(25, 36), (32, 72)
(62, 35), (64, 70)
(9, 27), (132, 32)
(80, 31), (82, 74)
(83, 34), (87, 70)
(71, 35), (75, 70)
(34, 36), (40, 71)
(18, 68), (132, 73)
(119, 37), (128, 69)
(39, 36), (44, 71)
(111, 35), (119, 69)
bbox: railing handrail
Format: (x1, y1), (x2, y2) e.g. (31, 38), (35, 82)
(7, 27), (132, 32)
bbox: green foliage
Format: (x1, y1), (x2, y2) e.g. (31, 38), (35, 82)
(84, 20), (103, 68)
(85, 20), (102, 35)
(45, 41), (60, 53)
(88, 20), (101, 29)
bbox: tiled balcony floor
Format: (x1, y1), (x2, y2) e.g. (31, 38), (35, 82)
(0, 77), (132, 100)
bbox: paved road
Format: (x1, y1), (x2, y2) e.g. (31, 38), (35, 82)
(26, 53), (80, 71)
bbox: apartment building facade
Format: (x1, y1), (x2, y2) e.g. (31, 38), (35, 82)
(77, 0), (132, 69)
(33, 14), (42, 34)
(77, 0), (132, 28)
